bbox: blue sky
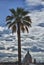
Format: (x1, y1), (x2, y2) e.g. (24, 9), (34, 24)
(0, 0), (44, 26)
(0, 0), (25, 26)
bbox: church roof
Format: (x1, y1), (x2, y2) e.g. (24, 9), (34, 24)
(23, 51), (32, 63)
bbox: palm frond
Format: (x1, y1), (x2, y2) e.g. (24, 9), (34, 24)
(9, 8), (16, 16)
(6, 16), (13, 21)
(12, 25), (16, 33)
(23, 16), (32, 23)
(20, 22), (25, 32)
(6, 21), (11, 25)
(20, 22), (29, 32)
(17, 8), (29, 16)
(21, 27), (25, 32)
(22, 11), (29, 16)
(17, 8), (24, 15)
(23, 21), (31, 27)
(25, 26), (29, 33)
(8, 23), (13, 28)
(8, 21), (16, 28)
(6, 8), (32, 33)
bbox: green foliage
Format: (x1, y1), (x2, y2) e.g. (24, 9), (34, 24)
(6, 8), (32, 33)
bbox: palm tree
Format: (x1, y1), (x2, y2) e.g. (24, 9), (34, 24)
(6, 8), (32, 65)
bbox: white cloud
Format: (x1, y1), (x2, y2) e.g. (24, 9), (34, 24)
(25, 0), (44, 6)
(0, 26), (4, 31)
(28, 10), (44, 26)
(25, 0), (44, 27)
(0, 0), (44, 62)
(0, 26), (8, 32)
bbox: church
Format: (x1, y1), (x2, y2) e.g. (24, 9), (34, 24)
(22, 51), (32, 65)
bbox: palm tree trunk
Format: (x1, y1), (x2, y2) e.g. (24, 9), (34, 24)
(17, 22), (21, 65)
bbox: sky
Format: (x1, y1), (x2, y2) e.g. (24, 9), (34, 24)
(0, 0), (44, 26)
(0, 0), (44, 62)
(0, 0), (25, 26)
